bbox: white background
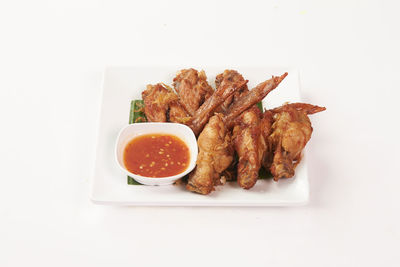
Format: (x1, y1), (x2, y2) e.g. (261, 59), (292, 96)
(1, 0), (399, 266)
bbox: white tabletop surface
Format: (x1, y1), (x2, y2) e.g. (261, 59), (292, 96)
(1, 1), (399, 266)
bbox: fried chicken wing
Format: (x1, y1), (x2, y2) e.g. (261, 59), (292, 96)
(265, 103), (326, 180)
(270, 102), (326, 115)
(224, 73), (288, 129)
(188, 79), (248, 136)
(232, 107), (266, 189)
(173, 69), (214, 116)
(142, 83), (178, 122)
(187, 114), (234, 195)
(215, 70), (248, 113)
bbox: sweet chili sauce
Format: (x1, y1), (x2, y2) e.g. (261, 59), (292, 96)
(123, 134), (190, 178)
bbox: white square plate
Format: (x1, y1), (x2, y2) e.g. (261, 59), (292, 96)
(90, 66), (309, 206)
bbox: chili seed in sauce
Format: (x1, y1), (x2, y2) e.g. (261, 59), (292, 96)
(123, 134), (190, 178)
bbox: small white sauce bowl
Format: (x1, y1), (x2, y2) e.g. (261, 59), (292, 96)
(115, 123), (198, 186)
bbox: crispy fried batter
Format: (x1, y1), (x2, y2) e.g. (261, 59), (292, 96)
(142, 83), (178, 122)
(270, 102), (326, 115)
(265, 103), (326, 180)
(224, 73), (288, 129)
(260, 110), (274, 169)
(173, 69), (214, 116)
(187, 114), (234, 195)
(188, 79), (248, 136)
(215, 70), (248, 113)
(232, 107), (266, 189)
(168, 100), (191, 123)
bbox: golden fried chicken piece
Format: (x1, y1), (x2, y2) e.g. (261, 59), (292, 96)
(142, 83), (178, 122)
(260, 110), (274, 169)
(224, 73), (288, 129)
(265, 103), (326, 180)
(187, 114), (234, 195)
(215, 70), (248, 113)
(173, 69), (214, 116)
(168, 101), (191, 124)
(232, 106), (266, 189)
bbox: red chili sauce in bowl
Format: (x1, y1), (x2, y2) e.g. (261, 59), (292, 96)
(123, 134), (190, 178)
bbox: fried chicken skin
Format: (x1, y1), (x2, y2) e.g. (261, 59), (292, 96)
(168, 100), (190, 124)
(187, 114), (234, 195)
(265, 103), (326, 180)
(260, 110), (275, 169)
(142, 83), (178, 122)
(188, 79), (248, 136)
(232, 107), (266, 189)
(215, 70), (248, 113)
(173, 69), (214, 116)
(224, 73), (288, 129)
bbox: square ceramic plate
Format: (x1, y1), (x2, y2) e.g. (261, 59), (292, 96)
(90, 66), (309, 206)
